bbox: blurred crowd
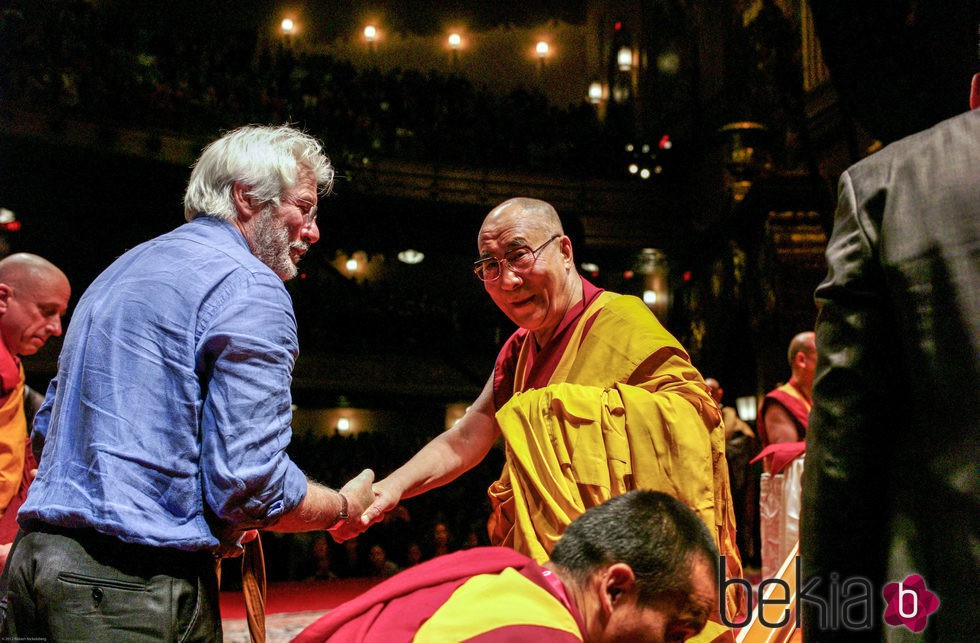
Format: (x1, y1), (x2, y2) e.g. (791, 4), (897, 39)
(259, 429), (505, 585)
(1, 1), (629, 178)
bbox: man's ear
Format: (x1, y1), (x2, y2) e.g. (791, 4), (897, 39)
(600, 563), (637, 616)
(793, 350), (808, 370)
(560, 235), (574, 267)
(0, 284), (12, 314)
(231, 181), (261, 221)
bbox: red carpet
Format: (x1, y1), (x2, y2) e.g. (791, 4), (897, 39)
(220, 578), (382, 620)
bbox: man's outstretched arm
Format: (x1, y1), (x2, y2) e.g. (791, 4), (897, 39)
(330, 374), (500, 541)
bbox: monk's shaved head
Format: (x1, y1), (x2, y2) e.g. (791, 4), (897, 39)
(0, 253), (67, 291)
(0, 252), (70, 357)
(480, 198), (564, 241)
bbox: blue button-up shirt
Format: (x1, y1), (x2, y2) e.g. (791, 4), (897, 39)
(22, 216), (308, 551)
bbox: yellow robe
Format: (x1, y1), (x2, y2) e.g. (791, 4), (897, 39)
(0, 364), (27, 515)
(488, 291), (743, 625)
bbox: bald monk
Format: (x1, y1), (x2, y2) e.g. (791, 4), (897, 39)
(0, 253), (70, 564)
(336, 197), (744, 625)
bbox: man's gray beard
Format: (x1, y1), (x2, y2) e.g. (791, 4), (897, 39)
(249, 207), (303, 280)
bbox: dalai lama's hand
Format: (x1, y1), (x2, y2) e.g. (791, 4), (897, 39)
(328, 478), (402, 542)
(328, 469), (378, 542)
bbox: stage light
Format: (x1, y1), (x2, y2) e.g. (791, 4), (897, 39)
(448, 33), (461, 49)
(336, 417), (350, 433)
(280, 19), (294, 35)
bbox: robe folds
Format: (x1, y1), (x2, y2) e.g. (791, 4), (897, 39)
(0, 362), (27, 516)
(757, 383), (811, 447)
(487, 290), (744, 622)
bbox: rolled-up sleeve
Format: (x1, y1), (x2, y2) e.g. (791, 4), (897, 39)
(197, 272), (307, 530)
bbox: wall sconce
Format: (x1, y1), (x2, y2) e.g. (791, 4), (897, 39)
(335, 250), (379, 282)
(535, 41), (549, 69)
(448, 32), (462, 65)
(588, 82), (603, 104)
(364, 24), (378, 52)
(617, 46), (633, 71)
(635, 248), (669, 319)
(735, 396), (758, 422)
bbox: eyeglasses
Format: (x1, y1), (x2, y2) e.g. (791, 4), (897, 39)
(473, 234), (560, 282)
(284, 195), (318, 227)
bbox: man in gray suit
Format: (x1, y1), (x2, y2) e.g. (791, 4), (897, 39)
(801, 75), (979, 641)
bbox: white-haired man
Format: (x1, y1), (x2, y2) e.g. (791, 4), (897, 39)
(1, 125), (374, 640)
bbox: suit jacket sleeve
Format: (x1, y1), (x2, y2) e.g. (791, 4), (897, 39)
(801, 169), (893, 604)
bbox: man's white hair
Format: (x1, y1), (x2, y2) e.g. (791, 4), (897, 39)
(183, 125), (334, 222)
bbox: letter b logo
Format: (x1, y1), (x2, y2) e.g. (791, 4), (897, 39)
(897, 583), (918, 619)
(883, 574), (939, 633)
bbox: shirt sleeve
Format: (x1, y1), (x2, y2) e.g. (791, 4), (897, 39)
(29, 377), (56, 462)
(196, 271), (307, 530)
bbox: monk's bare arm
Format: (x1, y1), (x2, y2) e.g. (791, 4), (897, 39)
(764, 404), (802, 443)
(330, 374), (499, 540)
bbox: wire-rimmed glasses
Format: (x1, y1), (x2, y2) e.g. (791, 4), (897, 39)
(284, 195), (318, 227)
(473, 234), (560, 282)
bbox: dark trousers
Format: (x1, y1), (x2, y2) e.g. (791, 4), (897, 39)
(1, 522), (221, 642)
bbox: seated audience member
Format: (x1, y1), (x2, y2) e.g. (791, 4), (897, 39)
(403, 542), (424, 568)
(294, 490), (726, 642)
(367, 543), (401, 579)
(425, 520), (454, 559)
(335, 537), (367, 578)
(307, 534), (337, 581)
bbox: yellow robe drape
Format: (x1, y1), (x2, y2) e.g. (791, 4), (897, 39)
(487, 292), (743, 626)
(0, 364), (27, 515)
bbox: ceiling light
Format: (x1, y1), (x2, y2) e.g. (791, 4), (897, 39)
(397, 249), (425, 264)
